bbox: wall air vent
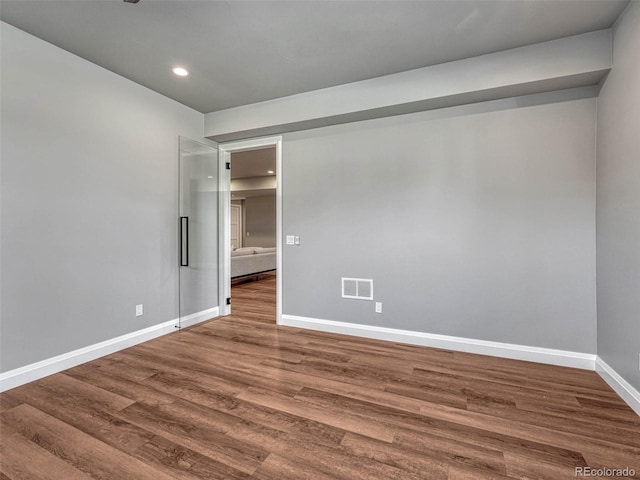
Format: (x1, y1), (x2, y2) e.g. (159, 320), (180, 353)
(341, 278), (373, 300)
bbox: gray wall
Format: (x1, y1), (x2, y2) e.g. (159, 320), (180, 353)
(596, 2), (640, 390)
(0, 24), (203, 372)
(205, 30), (612, 141)
(245, 195), (276, 248)
(283, 93), (597, 353)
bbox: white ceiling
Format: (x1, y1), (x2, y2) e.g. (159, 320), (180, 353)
(0, 0), (629, 114)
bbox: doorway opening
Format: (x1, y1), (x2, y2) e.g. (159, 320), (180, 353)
(219, 137), (282, 324)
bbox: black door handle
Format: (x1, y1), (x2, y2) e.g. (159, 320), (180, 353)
(180, 216), (189, 266)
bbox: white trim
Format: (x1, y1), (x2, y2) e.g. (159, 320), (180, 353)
(275, 137), (283, 325)
(0, 307), (219, 392)
(280, 314), (596, 370)
(219, 136), (282, 153)
(218, 146), (231, 316)
(596, 357), (640, 416)
(219, 136), (283, 324)
(177, 306), (219, 330)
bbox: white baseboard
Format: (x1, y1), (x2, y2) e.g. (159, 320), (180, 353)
(5, 309), (637, 417)
(0, 306), (219, 392)
(178, 306), (219, 329)
(280, 314), (597, 370)
(281, 314), (640, 416)
(596, 357), (640, 416)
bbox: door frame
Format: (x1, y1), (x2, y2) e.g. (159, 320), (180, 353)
(218, 136), (283, 323)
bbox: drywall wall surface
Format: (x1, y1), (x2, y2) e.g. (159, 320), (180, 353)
(0, 23), (204, 372)
(245, 195), (277, 248)
(282, 94), (597, 353)
(596, 2), (640, 391)
(205, 30), (611, 141)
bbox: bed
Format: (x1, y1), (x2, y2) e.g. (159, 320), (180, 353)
(231, 246), (276, 279)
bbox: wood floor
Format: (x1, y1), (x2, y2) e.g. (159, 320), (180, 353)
(1, 274), (639, 480)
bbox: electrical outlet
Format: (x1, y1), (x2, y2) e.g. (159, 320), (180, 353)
(375, 302), (382, 313)
(135, 304), (143, 317)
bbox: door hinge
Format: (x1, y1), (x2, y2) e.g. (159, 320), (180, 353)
(226, 297), (231, 305)
(226, 162), (231, 170)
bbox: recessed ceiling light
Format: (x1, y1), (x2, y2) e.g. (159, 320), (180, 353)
(267, 170), (274, 174)
(172, 67), (189, 77)
(207, 176), (213, 179)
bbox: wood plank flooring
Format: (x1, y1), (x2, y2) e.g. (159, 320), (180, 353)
(2, 273), (639, 479)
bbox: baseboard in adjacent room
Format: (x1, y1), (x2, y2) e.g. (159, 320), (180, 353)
(280, 314), (597, 370)
(0, 306), (219, 392)
(596, 357), (640, 416)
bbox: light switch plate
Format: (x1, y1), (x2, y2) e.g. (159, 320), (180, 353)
(135, 304), (143, 317)
(286, 235), (295, 245)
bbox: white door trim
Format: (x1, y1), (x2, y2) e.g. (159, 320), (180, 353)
(218, 143), (231, 316)
(218, 136), (283, 323)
